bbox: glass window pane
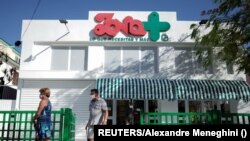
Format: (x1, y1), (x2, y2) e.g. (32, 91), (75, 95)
(104, 47), (121, 73)
(189, 101), (202, 124)
(105, 100), (113, 125)
(141, 47), (157, 73)
(51, 47), (69, 70)
(193, 50), (213, 74)
(117, 100), (129, 125)
(174, 48), (193, 73)
(178, 101), (185, 112)
(189, 101), (201, 112)
(123, 47), (139, 73)
(133, 100), (144, 125)
(204, 101), (214, 112)
(148, 100), (158, 112)
(220, 101), (230, 113)
(70, 48), (87, 70)
(227, 63), (234, 74)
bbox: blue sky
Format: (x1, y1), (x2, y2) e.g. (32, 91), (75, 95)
(0, 0), (216, 50)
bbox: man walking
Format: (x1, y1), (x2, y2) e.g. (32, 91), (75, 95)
(85, 89), (108, 141)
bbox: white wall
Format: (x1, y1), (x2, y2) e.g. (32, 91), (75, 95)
(19, 11), (196, 72)
(158, 45), (246, 80)
(0, 100), (16, 110)
(236, 100), (250, 113)
(20, 20), (91, 71)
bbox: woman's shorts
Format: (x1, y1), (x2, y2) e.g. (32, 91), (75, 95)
(36, 122), (52, 140)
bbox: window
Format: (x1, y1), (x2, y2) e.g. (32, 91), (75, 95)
(51, 47), (69, 70)
(106, 100), (113, 125)
(226, 63), (234, 74)
(123, 47), (139, 73)
(193, 50), (213, 74)
(178, 101), (185, 112)
(189, 101), (202, 112)
(141, 47), (157, 73)
(220, 101), (230, 113)
(174, 48), (213, 74)
(104, 47), (121, 73)
(15, 56), (19, 62)
(174, 48), (193, 73)
(204, 101), (213, 112)
(51, 47), (87, 70)
(70, 48), (87, 70)
(104, 47), (157, 73)
(178, 100), (186, 124)
(117, 100), (129, 125)
(133, 100), (144, 125)
(148, 100), (158, 112)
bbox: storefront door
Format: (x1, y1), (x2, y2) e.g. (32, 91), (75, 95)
(116, 100), (145, 125)
(116, 100), (129, 125)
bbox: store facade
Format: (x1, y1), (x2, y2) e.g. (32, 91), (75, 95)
(17, 11), (250, 140)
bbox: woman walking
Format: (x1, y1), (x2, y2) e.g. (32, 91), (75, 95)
(33, 87), (52, 141)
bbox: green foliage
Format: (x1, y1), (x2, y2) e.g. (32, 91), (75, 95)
(190, 0), (250, 74)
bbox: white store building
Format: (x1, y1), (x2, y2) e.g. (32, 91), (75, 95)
(17, 11), (250, 140)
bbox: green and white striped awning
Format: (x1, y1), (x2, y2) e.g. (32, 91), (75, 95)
(96, 78), (250, 101)
(96, 78), (173, 99)
(173, 79), (250, 100)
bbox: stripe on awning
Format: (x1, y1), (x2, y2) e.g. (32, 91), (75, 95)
(96, 78), (250, 101)
(97, 78), (173, 100)
(173, 79), (250, 101)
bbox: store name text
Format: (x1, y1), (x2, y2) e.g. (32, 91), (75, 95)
(92, 12), (170, 41)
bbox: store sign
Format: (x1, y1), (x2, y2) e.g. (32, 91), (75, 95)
(93, 12), (171, 41)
